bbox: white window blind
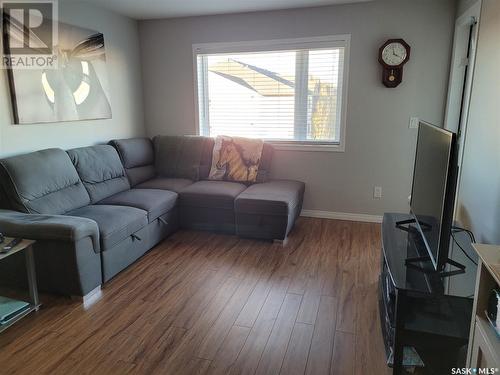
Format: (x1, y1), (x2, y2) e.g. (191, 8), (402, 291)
(194, 36), (349, 149)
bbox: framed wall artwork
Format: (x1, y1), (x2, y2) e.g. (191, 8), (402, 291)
(2, 15), (112, 124)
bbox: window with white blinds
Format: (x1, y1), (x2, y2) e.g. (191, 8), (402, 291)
(194, 36), (350, 150)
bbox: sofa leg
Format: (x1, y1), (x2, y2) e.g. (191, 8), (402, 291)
(273, 237), (289, 246)
(71, 285), (102, 308)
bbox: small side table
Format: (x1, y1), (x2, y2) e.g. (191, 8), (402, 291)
(466, 244), (500, 368)
(0, 238), (40, 333)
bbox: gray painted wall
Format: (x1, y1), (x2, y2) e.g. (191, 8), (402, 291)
(139, 0), (456, 216)
(455, 0), (500, 245)
(0, 2), (145, 157)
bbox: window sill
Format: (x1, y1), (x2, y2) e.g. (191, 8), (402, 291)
(269, 142), (345, 152)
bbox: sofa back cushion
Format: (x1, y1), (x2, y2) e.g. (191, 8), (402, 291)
(152, 135), (274, 183)
(199, 137), (215, 180)
(0, 148), (90, 214)
(257, 143), (274, 183)
(153, 135), (212, 181)
(67, 145), (130, 203)
(109, 138), (155, 186)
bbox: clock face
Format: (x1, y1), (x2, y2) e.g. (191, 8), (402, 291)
(381, 42), (407, 66)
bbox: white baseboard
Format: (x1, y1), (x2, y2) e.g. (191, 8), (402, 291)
(300, 209), (383, 223)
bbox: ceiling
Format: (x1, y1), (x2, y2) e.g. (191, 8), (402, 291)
(66, 0), (373, 20)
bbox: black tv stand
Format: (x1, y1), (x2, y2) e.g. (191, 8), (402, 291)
(380, 213), (476, 374)
(405, 256), (466, 278)
(396, 217), (432, 231)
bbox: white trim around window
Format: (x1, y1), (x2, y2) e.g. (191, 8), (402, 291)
(192, 35), (351, 152)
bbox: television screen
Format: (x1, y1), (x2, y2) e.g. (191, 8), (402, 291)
(410, 122), (456, 270)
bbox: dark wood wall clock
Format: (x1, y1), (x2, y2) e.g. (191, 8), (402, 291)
(378, 39), (410, 88)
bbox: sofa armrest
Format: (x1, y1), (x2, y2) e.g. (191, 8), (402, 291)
(0, 209), (100, 253)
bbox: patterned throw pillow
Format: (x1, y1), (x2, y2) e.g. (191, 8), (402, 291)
(209, 136), (264, 183)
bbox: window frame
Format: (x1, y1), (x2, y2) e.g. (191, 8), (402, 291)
(192, 35), (351, 152)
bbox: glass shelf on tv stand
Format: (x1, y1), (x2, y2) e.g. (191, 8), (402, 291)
(382, 213), (477, 297)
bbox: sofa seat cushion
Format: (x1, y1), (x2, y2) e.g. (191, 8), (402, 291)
(179, 180), (247, 210)
(67, 205), (147, 250)
(235, 180), (305, 216)
(97, 188), (177, 223)
(136, 177), (193, 193)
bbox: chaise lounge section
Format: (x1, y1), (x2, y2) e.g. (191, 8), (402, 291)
(0, 135), (305, 297)
(235, 180), (305, 240)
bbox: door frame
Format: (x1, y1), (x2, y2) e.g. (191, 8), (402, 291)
(444, 0), (482, 218)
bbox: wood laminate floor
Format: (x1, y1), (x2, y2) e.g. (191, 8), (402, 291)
(0, 218), (391, 375)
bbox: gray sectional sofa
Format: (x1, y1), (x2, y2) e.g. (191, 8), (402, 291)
(0, 136), (304, 297)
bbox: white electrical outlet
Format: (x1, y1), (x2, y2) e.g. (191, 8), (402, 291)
(374, 186), (382, 199)
(409, 117), (419, 129)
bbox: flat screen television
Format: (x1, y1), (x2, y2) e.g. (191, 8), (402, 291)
(410, 121), (458, 271)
